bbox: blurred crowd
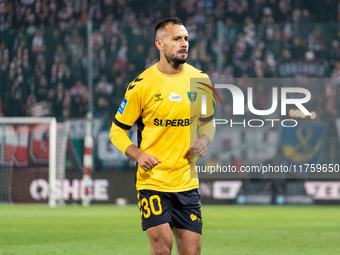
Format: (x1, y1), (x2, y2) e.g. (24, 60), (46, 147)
(0, 0), (340, 123)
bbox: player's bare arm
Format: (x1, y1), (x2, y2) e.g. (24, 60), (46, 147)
(189, 134), (210, 158)
(125, 144), (162, 171)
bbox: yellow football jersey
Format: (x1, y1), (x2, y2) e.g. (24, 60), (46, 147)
(111, 62), (215, 192)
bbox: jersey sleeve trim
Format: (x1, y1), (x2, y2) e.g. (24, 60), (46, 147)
(199, 114), (214, 122)
(114, 117), (132, 130)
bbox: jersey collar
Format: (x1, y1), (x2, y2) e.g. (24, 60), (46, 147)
(154, 62), (186, 79)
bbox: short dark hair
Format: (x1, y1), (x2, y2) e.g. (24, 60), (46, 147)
(155, 17), (183, 34)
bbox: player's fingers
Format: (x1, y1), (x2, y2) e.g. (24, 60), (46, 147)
(190, 139), (207, 150)
(150, 156), (161, 166)
(189, 140), (198, 149)
(188, 140), (198, 148)
(140, 161), (152, 171)
(196, 145), (205, 152)
(143, 156), (162, 170)
(151, 156), (162, 164)
(145, 159), (155, 169)
(138, 152), (155, 170)
(197, 147), (207, 157)
(194, 142), (207, 157)
(197, 148), (207, 158)
(193, 144), (205, 153)
(199, 139), (207, 147)
(138, 158), (152, 171)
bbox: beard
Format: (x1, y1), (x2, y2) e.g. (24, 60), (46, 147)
(165, 50), (188, 65)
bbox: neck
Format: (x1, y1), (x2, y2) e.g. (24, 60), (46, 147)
(157, 58), (184, 75)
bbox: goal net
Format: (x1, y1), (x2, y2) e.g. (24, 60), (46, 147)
(0, 117), (70, 207)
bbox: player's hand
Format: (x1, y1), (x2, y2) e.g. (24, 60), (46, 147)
(137, 152), (162, 171)
(189, 139), (208, 158)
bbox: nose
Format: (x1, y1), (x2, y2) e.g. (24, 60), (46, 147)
(181, 39), (188, 48)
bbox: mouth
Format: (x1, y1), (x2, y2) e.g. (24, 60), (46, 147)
(178, 50), (187, 56)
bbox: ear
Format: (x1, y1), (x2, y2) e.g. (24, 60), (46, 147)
(155, 39), (163, 51)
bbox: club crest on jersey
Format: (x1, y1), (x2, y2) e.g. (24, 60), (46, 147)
(187, 91), (197, 103)
(169, 92), (183, 102)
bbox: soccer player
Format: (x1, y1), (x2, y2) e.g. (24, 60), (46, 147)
(110, 17), (215, 255)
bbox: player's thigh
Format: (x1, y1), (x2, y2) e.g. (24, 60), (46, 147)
(172, 189), (202, 234)
(172, 226), (201, 255)
(138, 190), (172, 231)
(147, 223), (173, 255)
(138, 190), (174, 255)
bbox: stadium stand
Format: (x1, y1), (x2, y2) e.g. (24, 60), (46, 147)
(0, 0), (339, 120)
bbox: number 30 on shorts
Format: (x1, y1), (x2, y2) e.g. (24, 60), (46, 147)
(139, 195), (162, 218)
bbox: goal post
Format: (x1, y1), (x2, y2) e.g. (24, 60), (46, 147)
(49, 117), (57, 207)
(0, 117), (69, 207)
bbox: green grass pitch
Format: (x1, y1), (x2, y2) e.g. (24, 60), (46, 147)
(0, 204), (339, 255)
